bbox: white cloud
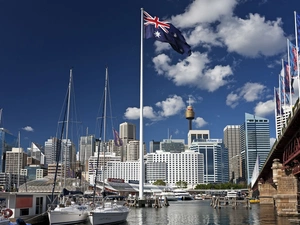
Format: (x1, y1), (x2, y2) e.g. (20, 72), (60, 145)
(124, 95), (185, 121)
(193, 117), (208, 128)
(152, 51), (233, 92)
(171, 0), (238, 28)
(226, 93), (239, 108)
(226, 82), (266, 108)
(156, 95), (185, 117)
(254, 100), (274, 117)
(186, 25), (223, 48)
(217, 14), (286, 57)
(22, 126), (34, 132)
(240, 82), (266, 102)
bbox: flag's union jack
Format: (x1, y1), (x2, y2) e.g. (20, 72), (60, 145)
(143, 10), (191, 56)
(144, 11), (170, 33)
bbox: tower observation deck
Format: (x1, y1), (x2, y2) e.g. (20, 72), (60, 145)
(185, 97), (195, 131)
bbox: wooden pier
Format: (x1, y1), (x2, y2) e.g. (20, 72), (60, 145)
(124, 196), (169, 208)
(210, 196), (251, 209)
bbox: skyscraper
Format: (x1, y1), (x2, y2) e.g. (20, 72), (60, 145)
(190, 139), (229, 183)
(119, 122), (136, 141)
(44, 137), (61, 165)
(119, 122), (136, 161)
(275, 105), (292, 139)
(0, 128), (18, 172)
(79, 135), (95, 166)
(223, 125), (241, 182)
(241, 113), (270, 183)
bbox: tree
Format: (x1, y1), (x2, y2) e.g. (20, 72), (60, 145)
(175, 180), (187, 188)
(153, 180), (166, 186)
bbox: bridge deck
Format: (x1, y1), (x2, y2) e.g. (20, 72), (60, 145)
(253, 98), (300, 186)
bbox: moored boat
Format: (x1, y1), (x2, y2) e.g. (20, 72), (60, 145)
(173, 190), (193, 200)
(89, 201), (129, 225)
(156, 189), (177, 201)
(249, 198), (260, 204)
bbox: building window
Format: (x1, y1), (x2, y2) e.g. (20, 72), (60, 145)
(20, 208), (29, 216)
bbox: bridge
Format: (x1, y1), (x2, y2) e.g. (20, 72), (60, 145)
(252, 98), (300, 216)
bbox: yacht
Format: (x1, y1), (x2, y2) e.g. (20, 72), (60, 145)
(88, 68), (130, 225)
(48, 198), (89, 225)
(89, 201), (130, 225)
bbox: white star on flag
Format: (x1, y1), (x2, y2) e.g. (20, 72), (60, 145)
(154, 31), (161, 38)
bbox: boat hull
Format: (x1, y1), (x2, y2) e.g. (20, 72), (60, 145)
(89, 207), (129, 225)
(48, 209), (88, 225)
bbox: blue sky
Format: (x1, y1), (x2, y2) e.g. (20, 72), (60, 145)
(0, 0), (299, 151)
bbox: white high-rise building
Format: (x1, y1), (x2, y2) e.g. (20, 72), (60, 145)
(187, 130), (210, 146)
(88, 152), (121, 184)
(146, 150), (204, 186)
(106, 161), (140, 183)
(276, 105), (292, 139)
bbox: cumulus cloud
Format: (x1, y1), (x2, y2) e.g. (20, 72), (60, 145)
(152, 51), (233, 92)
(171, 0), (238, 28)
(217, 14), (286, 57)
(124, 95), (185, 121)
(254, 100), (274, 117)
(22, 126), (34, 132)
(226, 82), (266, 108)
(193, 117), (208, 128)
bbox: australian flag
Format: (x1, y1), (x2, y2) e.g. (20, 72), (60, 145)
(144, 11), (191, 57)
(113, 129), (123, 147)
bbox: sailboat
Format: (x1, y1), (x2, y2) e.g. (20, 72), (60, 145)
(48, 69), (89, 225)
(88, 67), (130, 225)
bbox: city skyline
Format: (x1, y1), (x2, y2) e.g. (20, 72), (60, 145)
(1, 0), (299, 149)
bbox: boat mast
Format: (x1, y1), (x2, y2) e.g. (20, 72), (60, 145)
(17, 131), (20, 191)
(64, 69), (72, 188)
(102, 67), (108, 195)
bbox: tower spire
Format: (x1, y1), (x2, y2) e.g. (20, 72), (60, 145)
(185, 97), (195, 131)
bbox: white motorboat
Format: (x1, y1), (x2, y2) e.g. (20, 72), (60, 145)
(173, 190), (194, 200)
(88, 201), (130, 225)
(194, 194), (203, 200)
(157, 190), (178, 201)
(48, 203), (88, 225)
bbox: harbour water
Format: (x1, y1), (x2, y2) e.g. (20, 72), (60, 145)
(70, 200), (295, 225)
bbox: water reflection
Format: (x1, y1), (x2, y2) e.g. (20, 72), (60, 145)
(122, 200), (294, 225)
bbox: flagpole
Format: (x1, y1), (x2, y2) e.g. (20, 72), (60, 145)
(287, 39), (293, 120)
(274, 87), (278, 139)
(278, 72), (283, 136)
(294, 11), (300, 100)
(139, 7), (145, 199)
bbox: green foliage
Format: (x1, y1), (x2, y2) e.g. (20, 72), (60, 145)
(175, 180), (187, 188)
(153, 180), (166, 186)
(194, 182), (247, 190)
